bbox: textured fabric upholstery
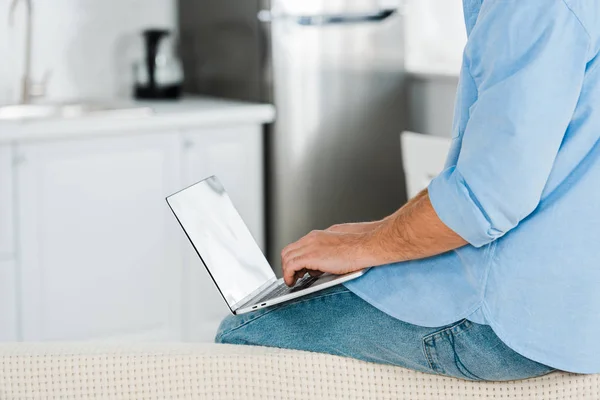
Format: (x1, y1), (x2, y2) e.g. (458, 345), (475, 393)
(0, 343), (598, 399)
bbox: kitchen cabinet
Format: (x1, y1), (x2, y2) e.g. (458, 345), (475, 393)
(180, 125), (265, 341)
(16, 134), (184, 341)
(0, 145), (14, 259)
(0, 146), (17, 341)
(0, 97), (273, 343)
(0, 259), (17, 341)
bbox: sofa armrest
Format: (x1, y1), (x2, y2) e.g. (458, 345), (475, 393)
(0, 343), (595, 399)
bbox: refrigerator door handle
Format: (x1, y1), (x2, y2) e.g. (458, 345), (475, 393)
(258, 8), (397, 26)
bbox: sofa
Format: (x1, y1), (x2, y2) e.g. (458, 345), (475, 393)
(0, 343), (598, 399)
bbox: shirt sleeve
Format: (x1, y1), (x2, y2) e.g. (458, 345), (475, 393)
(428, 0), (590, 248)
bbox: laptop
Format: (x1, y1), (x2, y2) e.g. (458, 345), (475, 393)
(166, 175), (366, 315)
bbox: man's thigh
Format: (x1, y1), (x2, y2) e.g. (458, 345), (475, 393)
(215, 285), (436, 374)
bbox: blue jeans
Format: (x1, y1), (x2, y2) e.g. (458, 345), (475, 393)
(215, 286), (555, 381)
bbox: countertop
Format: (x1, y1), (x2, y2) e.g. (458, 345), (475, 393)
(0, 97), (276, 143)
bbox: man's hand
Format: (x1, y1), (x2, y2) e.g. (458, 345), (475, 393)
(281, 230), (376, 286)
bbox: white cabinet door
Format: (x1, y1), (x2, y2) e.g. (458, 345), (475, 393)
(180, 125), (264, 342)
(0, 146), (17, 341)
(16, 133), (183, 341)
(182, 126), (265, 249)
(0, 259), (17, 341)
(0, 145), (14, 259)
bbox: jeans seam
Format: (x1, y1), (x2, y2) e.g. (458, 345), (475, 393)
(449, 331), (484, 381)
(422, 337), (438, 372)
(455, 359), (482, 381)
(422, 319), (470, 343)
(449, 319), (477, 340)
(217, 288), (352, 341)
(215, 307), (278, 342)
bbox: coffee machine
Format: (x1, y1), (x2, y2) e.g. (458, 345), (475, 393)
(134, 29), (183, 100)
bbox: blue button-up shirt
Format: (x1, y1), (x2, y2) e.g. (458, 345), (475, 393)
(346, 0), (600, 373)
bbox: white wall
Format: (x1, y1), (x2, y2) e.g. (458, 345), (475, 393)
(0, 0), (176, 104)
(405, 0), (466, 77)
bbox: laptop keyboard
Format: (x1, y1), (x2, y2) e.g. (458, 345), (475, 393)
(255, 275), (320, 303)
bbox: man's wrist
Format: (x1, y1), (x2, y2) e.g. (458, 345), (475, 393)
(359, 220), (408, 267)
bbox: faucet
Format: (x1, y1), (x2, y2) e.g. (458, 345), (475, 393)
(8, 0), (50, 104)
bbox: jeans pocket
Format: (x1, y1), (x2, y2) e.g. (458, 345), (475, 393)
(424, 319), (555, 381)
(422, 319), (482, 380)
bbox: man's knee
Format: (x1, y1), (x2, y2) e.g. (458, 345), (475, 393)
(214, 310), (275, 345)
(214, 314), (244, 344)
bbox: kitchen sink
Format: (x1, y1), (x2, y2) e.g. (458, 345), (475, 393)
(0, 102), (153, 121)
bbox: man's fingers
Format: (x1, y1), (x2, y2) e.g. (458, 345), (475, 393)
(281, 239), (308, 267)
(284, 264), (308, 287)
(284, 264), (322, 287)
(295, 269), (307, 282)
(281, 249), (295, 286)
(282, 251), (320, 286)
(283, 257), (302, 286)
(282, 246), (306, 286)
(281, 230), (328, 286)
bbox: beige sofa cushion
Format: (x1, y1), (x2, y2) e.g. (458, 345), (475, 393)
(0, 343), (598, 399)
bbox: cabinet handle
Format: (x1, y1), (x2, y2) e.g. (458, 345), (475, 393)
(258, 8), (398, 26)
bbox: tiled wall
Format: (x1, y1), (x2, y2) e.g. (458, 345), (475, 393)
(0, 0), (175, 104)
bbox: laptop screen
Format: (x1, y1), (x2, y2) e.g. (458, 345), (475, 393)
(167, 176), (275, 310)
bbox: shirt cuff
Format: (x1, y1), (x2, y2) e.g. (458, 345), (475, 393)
(428, 166), (502, 248)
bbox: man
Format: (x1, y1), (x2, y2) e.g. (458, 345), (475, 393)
(216, 0), (600, 381)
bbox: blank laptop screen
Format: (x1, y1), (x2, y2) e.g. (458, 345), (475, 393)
(167, 176), (274, 309)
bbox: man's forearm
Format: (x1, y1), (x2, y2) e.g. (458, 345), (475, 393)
(366, 189), (468, 266)
(280, 189), (468, 285)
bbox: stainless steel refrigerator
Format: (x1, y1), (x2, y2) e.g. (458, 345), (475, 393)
(178, 0), (408, 274)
